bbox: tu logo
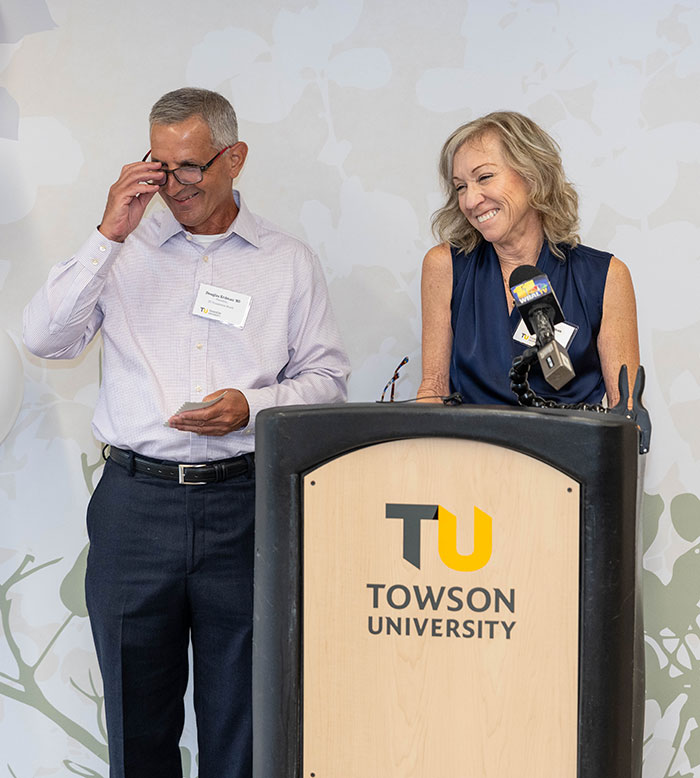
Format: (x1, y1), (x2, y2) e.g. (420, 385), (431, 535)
(386, 503), (492, 572)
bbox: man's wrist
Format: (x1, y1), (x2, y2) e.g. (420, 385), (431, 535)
(97, 224), (125, 243)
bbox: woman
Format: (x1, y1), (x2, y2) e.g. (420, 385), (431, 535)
(418, 111), (639, 407)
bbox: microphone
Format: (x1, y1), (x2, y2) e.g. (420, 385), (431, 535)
(509, 265), (575, 391)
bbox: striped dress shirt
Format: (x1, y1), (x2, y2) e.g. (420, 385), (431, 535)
(24, 191), (350, 462)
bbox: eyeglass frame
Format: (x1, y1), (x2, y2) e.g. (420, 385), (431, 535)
(379, 356), (409, 403)
(141, 145), (233, 186)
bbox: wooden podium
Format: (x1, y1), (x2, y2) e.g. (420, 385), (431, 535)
(253, 404), (643, 778)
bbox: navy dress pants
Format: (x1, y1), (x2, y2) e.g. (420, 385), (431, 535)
(85, 456), (255, 778)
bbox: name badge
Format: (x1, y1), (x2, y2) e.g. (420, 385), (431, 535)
(193, 283), (252, 328)
(512, 317), (578, 349)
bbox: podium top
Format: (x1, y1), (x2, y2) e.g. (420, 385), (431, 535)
(256, 402), (638, 485)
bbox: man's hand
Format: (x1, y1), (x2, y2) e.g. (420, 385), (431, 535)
(98, 161), (165, 243)
(168, 389), (250, 436)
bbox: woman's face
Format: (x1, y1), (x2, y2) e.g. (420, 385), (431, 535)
(452, 131), (541, 251)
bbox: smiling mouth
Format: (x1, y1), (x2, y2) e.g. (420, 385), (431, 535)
(477, 209), (499, 223)
(173, 192), (199, 203)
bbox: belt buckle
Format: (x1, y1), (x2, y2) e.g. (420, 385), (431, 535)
(178, 463), (208, 485)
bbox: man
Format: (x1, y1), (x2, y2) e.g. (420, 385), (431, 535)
(23, 88), (349, 778)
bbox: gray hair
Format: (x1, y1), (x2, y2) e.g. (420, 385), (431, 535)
(149, 87), (239, 148)
(432, 111), (580, 259)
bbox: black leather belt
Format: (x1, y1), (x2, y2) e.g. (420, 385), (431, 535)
(108, 446), (253, 485)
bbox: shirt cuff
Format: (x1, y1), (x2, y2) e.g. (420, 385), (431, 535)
(239, 387), (277, 433)
(75, 228), (123, 275)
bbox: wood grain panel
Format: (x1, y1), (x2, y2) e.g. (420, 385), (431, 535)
(302, 437), (579, 778)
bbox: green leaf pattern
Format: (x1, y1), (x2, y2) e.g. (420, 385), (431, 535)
(644, 492), (700, 777)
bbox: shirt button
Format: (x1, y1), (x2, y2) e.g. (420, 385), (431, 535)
(91, 259), (99, 265)
(186, 234), (193, 241)
(99, 245), (107, 252)
(196, 343), (203, 350)
(195, 386), (202, 393)
(203, 255), (209, 262)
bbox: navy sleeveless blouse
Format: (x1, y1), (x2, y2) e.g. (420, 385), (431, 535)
(449, 241), (611, 405)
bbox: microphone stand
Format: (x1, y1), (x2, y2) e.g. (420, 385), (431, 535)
(508, 355), (651, 455)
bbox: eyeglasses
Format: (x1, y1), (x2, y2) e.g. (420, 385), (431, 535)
(141, 146), (232, 185)
(379, 356), (409, 402)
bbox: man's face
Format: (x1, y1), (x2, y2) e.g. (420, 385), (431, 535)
(150, 116), (247, 235)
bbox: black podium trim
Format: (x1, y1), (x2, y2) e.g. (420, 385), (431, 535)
(253, 403), (642, 778)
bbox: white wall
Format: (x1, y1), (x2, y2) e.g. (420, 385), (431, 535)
(1, 1), (699, 775)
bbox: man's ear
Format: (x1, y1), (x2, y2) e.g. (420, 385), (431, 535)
(228, 142), (248, 179)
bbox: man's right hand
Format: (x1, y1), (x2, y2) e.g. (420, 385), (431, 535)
(98, 161), (164, 243)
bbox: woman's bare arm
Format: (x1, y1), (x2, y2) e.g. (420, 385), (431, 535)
(418, 244), (454, 401)
(597, 256), (640, 407)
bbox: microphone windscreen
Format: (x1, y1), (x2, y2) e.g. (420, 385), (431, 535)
(508, 264), (539, 288)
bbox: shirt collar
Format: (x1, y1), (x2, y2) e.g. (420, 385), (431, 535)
(156, 189), (261, 249)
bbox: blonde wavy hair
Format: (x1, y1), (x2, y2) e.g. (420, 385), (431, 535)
(432, 111), (580, 259)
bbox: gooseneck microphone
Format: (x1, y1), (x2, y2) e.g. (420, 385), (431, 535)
(509, 265), (575, 391)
